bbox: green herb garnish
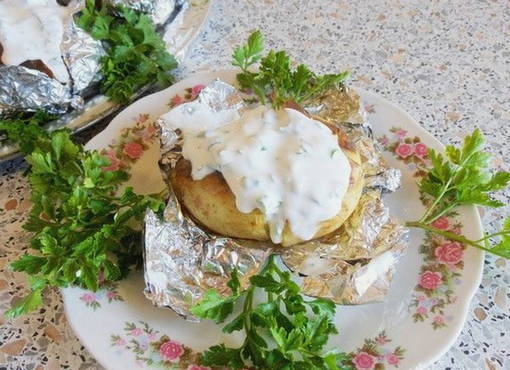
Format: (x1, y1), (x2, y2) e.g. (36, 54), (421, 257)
(407, 129), (510, 259)
(76, 0), (177, 104)
(191, 255), (354, 369)
(0, 111), (57, 152)
(1, 121), (164, 317)
(232, 31), (349, 109)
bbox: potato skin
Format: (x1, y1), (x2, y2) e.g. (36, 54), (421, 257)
(170, 129), (364, 247)
(171, 160), (269, 240)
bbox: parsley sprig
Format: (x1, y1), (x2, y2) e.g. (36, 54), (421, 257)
(232, 31), (349, 109)
(0, 111), (57, 152)
(1, 119), (164, 317)
(76, 0), (177, 104)
(406, 129), (510, 259)
(191, 255), (354, 369)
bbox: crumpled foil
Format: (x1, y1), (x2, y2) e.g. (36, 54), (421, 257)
(305, 86), (365, 125)
(144, 79), (408, 318)
(280, 190), (408, 304)
(61, 14), (105, 95)
(0, 65), (80, 115)
(144, 204), (273, 319)
(0, 0), (187, 118)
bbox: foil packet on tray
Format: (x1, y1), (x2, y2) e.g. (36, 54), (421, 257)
(143, 80), (409, 319)
(0, 0), (188, 158)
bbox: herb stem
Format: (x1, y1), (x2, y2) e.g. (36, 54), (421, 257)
(474, 230), (510, 243)
(406, 221), (473, 244)
(424, 202), (458, 224)
(192, 253), (349, 368)
(419, 179), (453, 223)
(243, 287), (254, 329)
(406, 221), (501, 256)
(419, 146), (480, 224)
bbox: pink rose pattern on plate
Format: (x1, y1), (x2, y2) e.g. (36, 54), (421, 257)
(123, 141), (144, 160)
(110, 321), (204, 369)
(102, 87), (225, 368)
(410, 218), (466, 329)
(431, 216), (449, 230)
(110, 323), (407, 369)
(79, 283), (123, 310)
(419, 270), (443, 290)
(160, 340), (184, 362)
(92, 113), (156, 302)
(98, 114), (415, 369)
(95, 114), (469, 369)
(101, 113), (157, 172)
(378, 126), (467, 329)
(168, 84), (206, 108)
(101, 111), (479, 368)
(377, 126), (430, 177)
(350, 331), (405, 369)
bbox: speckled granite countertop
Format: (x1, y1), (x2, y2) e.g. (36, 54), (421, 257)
(1, 0), (509, 369)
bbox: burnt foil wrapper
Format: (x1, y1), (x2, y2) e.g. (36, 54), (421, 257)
(0, 65), (80, 115)
(144, 80), (408, 318)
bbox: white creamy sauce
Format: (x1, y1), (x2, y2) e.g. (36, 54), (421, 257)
(0, 0), (75, 82)
(160, 102), (351, 244)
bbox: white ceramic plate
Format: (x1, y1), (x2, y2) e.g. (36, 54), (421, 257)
(62, 71), (484, 370)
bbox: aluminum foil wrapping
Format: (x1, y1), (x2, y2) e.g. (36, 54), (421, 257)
(0, 0), (187, 119)
(144, 206), (273, 319)
(62, 15), (105, 94)
(0, 0), (87, 114)
(280, 190), (408, 304)
(144, 79), (408, 318)
(0, 65), (79, 115)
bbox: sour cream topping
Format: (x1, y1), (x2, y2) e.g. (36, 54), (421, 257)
(160, 102), (351, 243)
(0, 0), (75, 82)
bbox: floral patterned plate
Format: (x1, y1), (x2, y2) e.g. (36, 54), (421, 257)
(61, 70), (484, 370)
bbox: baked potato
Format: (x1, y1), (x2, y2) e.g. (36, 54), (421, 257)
(170, 122), (364, 247)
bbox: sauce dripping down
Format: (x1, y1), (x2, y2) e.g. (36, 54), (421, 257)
(161, 102), (351, 244)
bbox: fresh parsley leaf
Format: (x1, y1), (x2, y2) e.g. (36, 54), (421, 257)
(407, 129), (510, 260)
(5, 288), (43, 318)
(222, 312), (246, 333)
(419, 129), (510, 221)
(232, 31), (349, 109)
(227, 267), (241, 295)
(3, 121), (165, 317)
(190, 289), (241, 324)
(77, 0), (177, 104)
(0, 112), (57, 153)
(201, 344), (244, 368)
(232, 30), (264, 70)
(308, 297), (336, 316)
(5, 276), (47, 318)
(490, 217), (510, 259)
(191, 255), (354, 369)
